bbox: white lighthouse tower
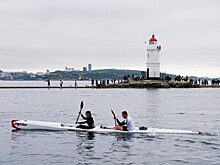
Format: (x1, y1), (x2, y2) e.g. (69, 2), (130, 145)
(146, 34), (161, 79)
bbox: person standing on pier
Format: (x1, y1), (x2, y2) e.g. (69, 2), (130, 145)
(47, 79), (51, 87)
(75, 80), (78, 87)
(60, 80), (63, 88)
(91, 79), (94, 86)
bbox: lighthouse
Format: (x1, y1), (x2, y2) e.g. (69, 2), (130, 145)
(146, 34), (161, 79)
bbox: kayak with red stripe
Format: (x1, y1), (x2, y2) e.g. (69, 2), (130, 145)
(11, 119), (203, 135)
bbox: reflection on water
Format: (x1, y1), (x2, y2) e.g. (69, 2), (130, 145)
(114, 133), (133, 142)
(76, 132), (95, 160)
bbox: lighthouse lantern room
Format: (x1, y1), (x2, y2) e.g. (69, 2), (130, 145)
(145, 34), (161, 79)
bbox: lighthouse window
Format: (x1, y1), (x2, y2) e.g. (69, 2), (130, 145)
(147, 54), (149, 58)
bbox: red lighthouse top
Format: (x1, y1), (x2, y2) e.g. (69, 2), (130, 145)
(149, 34), (157, 41)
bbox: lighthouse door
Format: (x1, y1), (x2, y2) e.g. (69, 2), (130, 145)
(146, 68), (149, 79)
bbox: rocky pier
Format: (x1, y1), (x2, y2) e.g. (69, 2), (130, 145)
(100, 80), (200, 88)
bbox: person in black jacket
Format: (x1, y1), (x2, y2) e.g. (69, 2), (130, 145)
(76, 111), (95, 129)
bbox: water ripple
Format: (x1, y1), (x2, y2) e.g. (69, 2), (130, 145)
(1, 88), (220, 165)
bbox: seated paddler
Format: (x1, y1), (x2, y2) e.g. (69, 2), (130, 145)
(112, 111), (134, 131)
(76, 111), (95, 129)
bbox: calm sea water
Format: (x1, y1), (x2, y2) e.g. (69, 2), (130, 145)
(0, 83), (220, 165)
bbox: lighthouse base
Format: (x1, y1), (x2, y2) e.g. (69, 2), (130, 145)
(147, 77), (160, 80)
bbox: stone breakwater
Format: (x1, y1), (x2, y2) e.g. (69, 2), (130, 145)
(101, 80), (200, 88)
(1, 80), (219, 89)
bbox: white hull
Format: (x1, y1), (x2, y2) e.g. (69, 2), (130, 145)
(11, 120), (202, 135)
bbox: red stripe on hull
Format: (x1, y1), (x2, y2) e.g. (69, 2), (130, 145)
(11, 120), (20, 130)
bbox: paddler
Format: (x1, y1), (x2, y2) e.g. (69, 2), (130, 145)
(112, 111), (134, 131)
(76, 111), (95, 129)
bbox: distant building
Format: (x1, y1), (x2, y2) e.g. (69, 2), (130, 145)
(46, 69), (50, 75)
(88, 64), (92, 72)
(83, 67), (87, 72)
(0, 72), (13, 80)
(65, 67), (75, 72)
(0, 72), (10, 78)
(36, 72), (45, 76)
(145, 34), (161, 79)
(29, 73), (36, 78)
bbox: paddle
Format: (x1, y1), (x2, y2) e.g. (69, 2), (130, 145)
(75, 101), (84, 124)
(111, 109), (117, 126)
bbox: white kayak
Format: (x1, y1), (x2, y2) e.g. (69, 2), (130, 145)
(11, 120), (202, 135)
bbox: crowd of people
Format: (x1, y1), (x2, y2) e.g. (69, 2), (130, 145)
(46, 74), (219, 87)
(164, 75), (220, 86)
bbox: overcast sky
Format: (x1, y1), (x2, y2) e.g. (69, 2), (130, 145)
(0, 0), (219, 77)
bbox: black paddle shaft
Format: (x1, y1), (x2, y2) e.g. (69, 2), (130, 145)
(75, 101), (84, 124)
(111, 110), (117, 126)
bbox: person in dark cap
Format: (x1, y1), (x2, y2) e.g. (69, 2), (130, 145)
(76, 111), (95, 129)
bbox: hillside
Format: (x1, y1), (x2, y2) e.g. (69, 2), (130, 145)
(0, 69), (218, 81)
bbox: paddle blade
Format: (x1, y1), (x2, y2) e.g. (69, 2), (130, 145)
(75, 101), (84, 124)
(111, 110), (116, 119)
(111, 109), (117, 126)
(80, 101), (84, 110)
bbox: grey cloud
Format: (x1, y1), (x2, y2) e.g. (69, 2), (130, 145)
(0, 0), (220, 77)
